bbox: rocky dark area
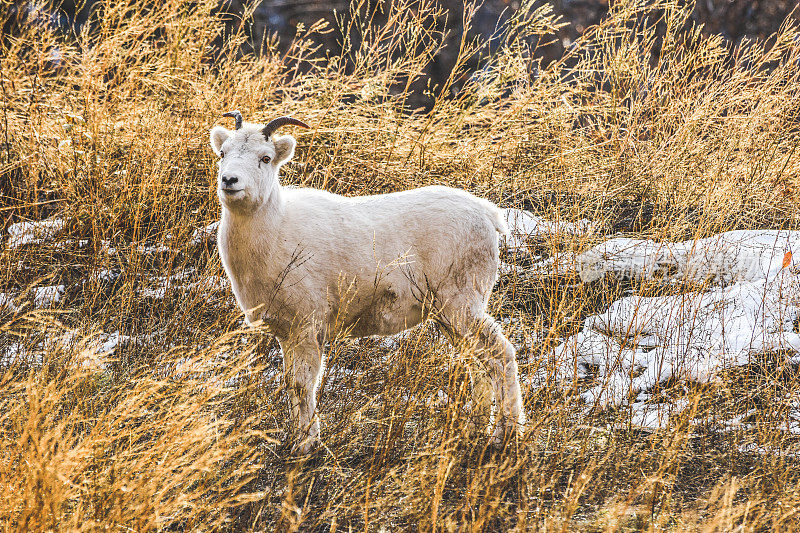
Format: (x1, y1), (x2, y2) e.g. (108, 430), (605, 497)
(224, 0), (800, 106)
(5, 0), (800, 108)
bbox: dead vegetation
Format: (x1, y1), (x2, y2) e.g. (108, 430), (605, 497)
(3, 0), (800, 530)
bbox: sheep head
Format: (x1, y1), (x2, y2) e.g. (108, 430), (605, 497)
(210, 114), (309, 212)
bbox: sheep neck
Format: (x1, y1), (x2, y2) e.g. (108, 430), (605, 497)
(220, 184), (286, 250)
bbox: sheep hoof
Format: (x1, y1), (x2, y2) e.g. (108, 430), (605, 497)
(490, 420), (525, 448)
(291, 437), (320, 455)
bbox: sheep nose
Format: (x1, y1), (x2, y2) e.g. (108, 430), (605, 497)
(221, 176), (238, 187)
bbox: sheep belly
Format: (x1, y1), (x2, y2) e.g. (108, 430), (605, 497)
(343, 284), (425, 337)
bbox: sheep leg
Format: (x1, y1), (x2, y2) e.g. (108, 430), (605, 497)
(475, 315), (525, 443)
(468, 364), (495, 436)
(280, 332), (324, 453)
(447, 313), (526, 443)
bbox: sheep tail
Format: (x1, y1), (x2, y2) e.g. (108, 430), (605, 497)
(481, 200), (510, 237)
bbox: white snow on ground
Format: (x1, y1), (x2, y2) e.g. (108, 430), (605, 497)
(190, 221), (219, 247)
(54, 239), (89, 250)
(0, 285), (64, 311)
(100, 240), (117, 255)
(375, 331), (410, 351)
(574, 230), (800, 283)
(32, 285), (65, 308)
(788, 399), (800, 434)
(0, 292), (18, 312)
(548, 229), (800, 419)
(92, 269), (118, 283)
(96, 331), (125, 355)
(501, 208), (593, 251)
(7, 217), (66, 249)
(0, 330), (122, 371)
(736, 443), (800, 457)
(187, 275), (229, 293)
(139, 269), (194, 298)
(139, 269), (229, 299)
(0, 342), (25, 366)
(136, 242), (172, 255)
(77, 340), (114, 371)
(99, 240), (174, 257)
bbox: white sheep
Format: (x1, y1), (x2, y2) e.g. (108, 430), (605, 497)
(209, 111), (526, 452)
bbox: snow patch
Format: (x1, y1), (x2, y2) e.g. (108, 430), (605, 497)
(93, 269), (119, 283)
(186, 275), (230, 293)
(501, 208), (593, 251)
(32, 285), (65, 308)
(0, 285), (65, 310)
(376, 331), (409, 351)
(550, 229), (800, 409)
(0, 292), (19, 312)
(54, 239), (89, 250)
(101, 240), (117, 255)
(190, 222), (219, 247)
(96, 331), (125, 355)
(137, 242), (172, 255)
(624, 400), (691, 430)
(0, 342), (25, 365)
(138, 269), (228, 299)
(7, 217), (66, 249)
(575, 230), (800, 284)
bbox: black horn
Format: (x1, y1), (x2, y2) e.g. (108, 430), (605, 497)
(262, 116), (310, 139)
(222, 110), (243, 130)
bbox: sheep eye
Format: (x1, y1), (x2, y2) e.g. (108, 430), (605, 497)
(219, 151), (225, 158)
(261, 155), (271, 164)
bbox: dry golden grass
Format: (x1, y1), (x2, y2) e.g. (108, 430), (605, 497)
(3, 0), (800, 530)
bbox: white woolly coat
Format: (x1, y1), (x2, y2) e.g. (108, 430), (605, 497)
(218, 183), (508, 339)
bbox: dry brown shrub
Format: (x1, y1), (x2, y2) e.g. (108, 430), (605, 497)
(3, 0), (800, 530)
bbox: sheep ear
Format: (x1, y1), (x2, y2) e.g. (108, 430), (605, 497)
(210, 126), (230, 155)
(272, 135), (296, 166)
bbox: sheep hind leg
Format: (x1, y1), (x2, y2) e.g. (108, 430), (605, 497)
(482, 314), (526, 443)
(444, 312), (526, 444)
(280, 332), (324, 454)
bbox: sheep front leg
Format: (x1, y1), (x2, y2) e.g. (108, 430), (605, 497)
(280, 331), (324, 453)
